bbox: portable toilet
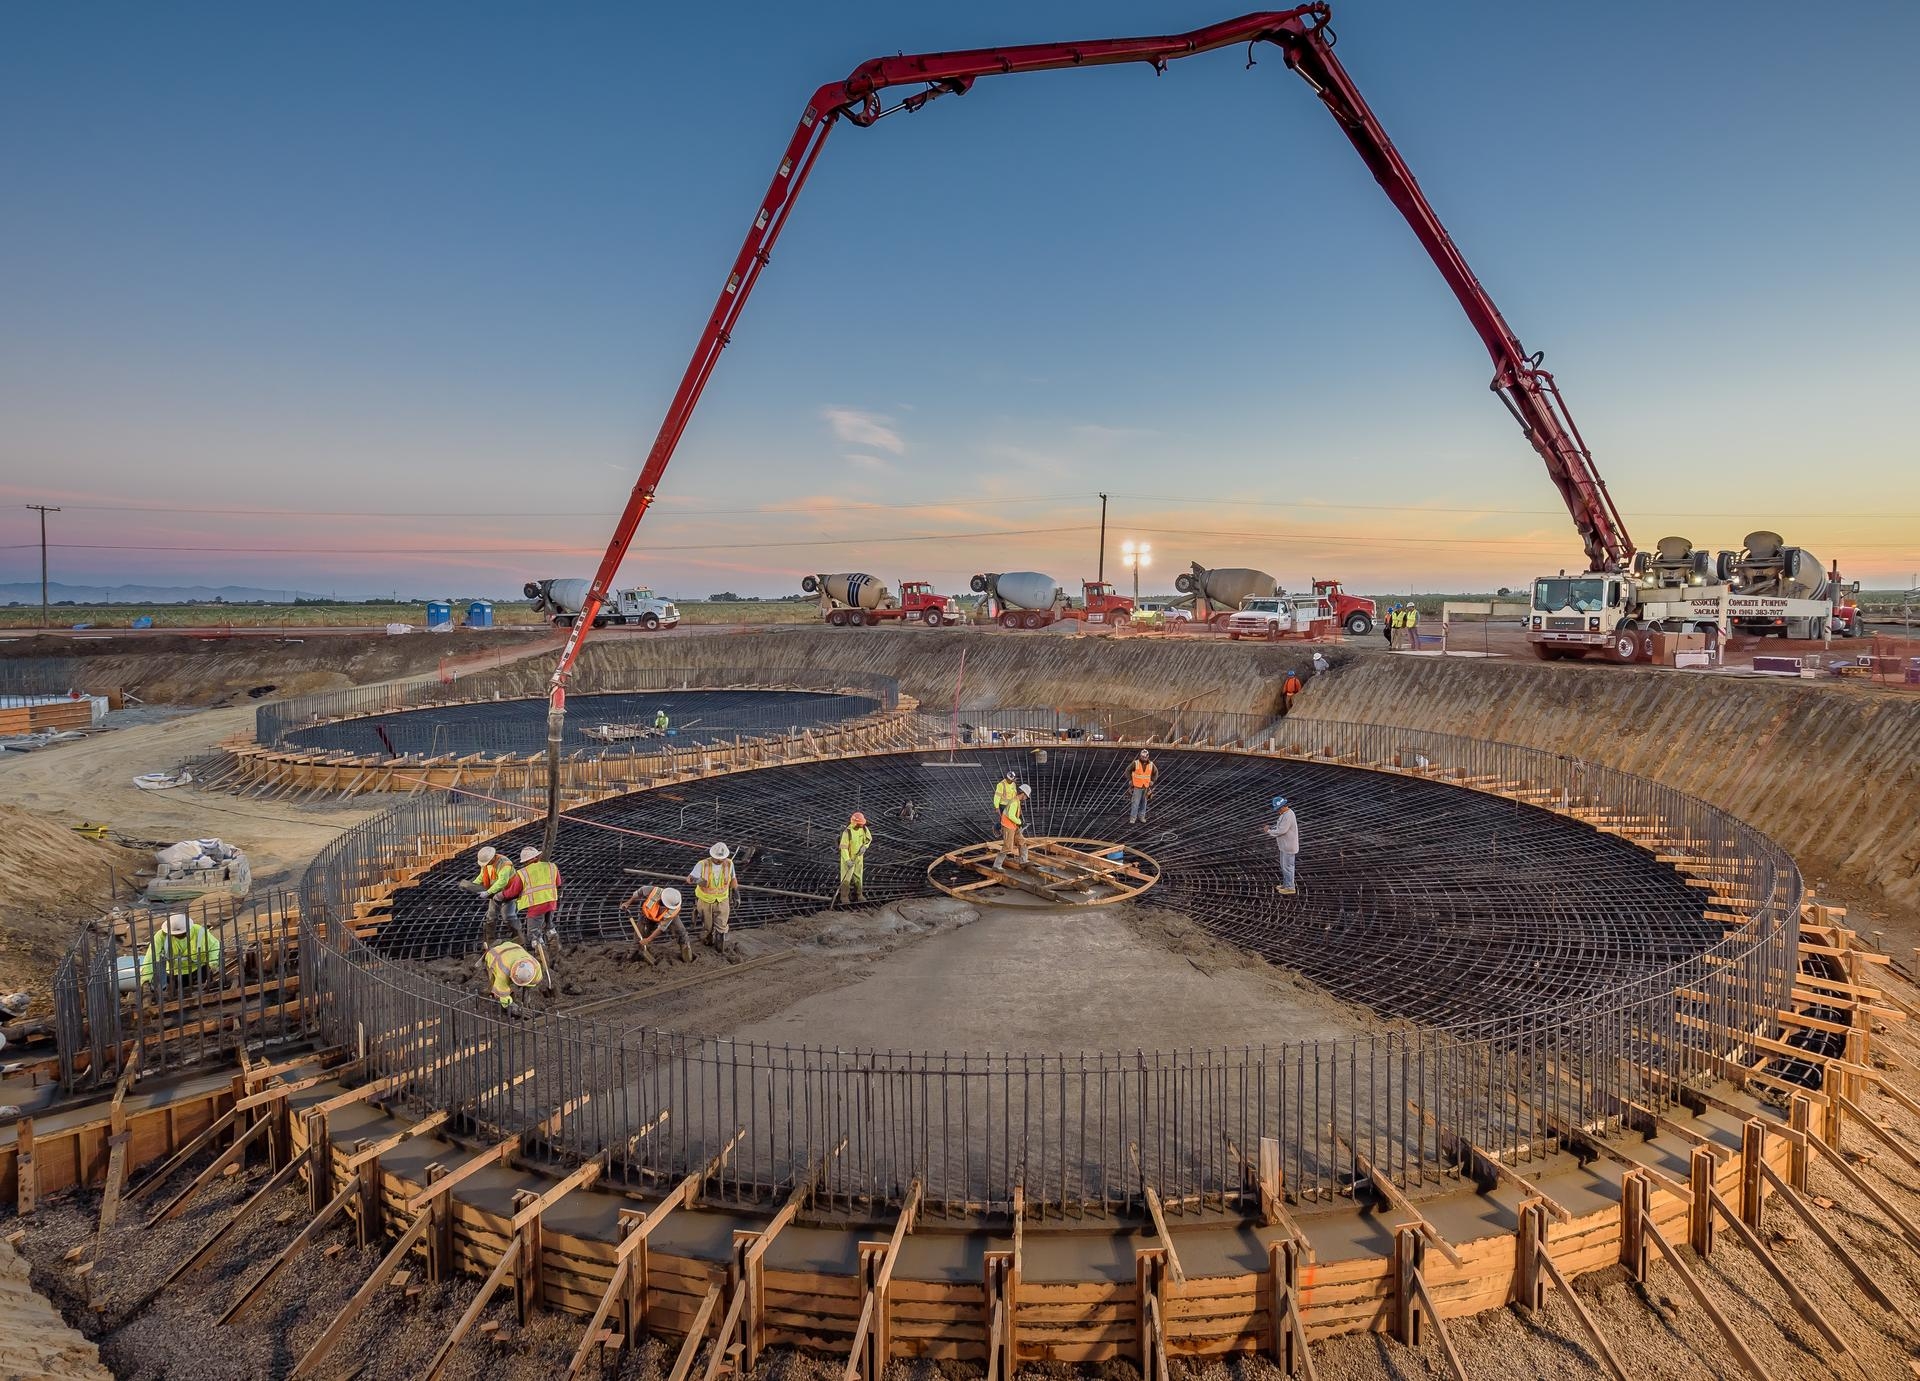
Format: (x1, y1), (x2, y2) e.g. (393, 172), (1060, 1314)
(425, 600), (453, 631)
(466, 599), (494, 629)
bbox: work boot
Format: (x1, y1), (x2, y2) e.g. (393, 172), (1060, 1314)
(1276, 885), (1296, 896)
(852, 882), (864, 903)
(680, 939), (695, 964)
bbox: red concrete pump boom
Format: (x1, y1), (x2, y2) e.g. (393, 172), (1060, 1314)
(538, 5), (1633, 846)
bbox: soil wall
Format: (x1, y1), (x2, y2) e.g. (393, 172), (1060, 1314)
(1296, 655), (1920, 912)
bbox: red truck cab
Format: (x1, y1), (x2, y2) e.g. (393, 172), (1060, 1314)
(1311, 578), (1378, 637)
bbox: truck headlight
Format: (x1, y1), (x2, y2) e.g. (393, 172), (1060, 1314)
(1588, 617), (1600, 631)
(1531, 616), (1541, 629)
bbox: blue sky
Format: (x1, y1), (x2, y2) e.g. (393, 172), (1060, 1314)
(3, 1), (1917, 598)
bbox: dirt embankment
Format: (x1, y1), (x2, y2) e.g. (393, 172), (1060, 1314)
(0, 630), (551, 707)
(1296, 654), (1920, 921)
(457, 626), (1342, 718)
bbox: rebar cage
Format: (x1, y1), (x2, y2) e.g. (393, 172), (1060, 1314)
(285, 713), (1797, 1222)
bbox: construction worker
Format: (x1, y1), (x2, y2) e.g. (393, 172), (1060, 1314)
(654, 707), (670, 732)
(508, 845), (562, 957)
(837, 812), (873, 905)
(1265, 795), (1301, 896)
(992, 770), (1019, 828)
(1128, 750), (1156, 824)
(1382, 605), (1396, 648)
(458, 845), (517, 946)
(689, 842), (738, 950)
(1281, 668), (1303, 713)
(998, 783), (1032, 864)
(620, 884), (693, 965)
(140, 911), (221, 997)
(1404, 603), (1420, 646)
(480, 938), (544, 1016)
(1311, 650), (1330, 674)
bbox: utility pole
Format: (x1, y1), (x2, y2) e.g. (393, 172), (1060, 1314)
(1097, 493), (1108, 583)
(26, 504), (59, 630)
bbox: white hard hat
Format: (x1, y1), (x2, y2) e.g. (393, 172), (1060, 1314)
(660, 887), (683, 911)
(1018, 784), (1031, 796)
(167, 913), (190, 936)
(710, 842), (730, 861)
(477, 846), (497, 864)
(519, 846), (541, 864)
(508, 954), (540, 987)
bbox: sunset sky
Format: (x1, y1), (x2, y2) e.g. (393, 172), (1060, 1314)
(4, 1), (1917, 600)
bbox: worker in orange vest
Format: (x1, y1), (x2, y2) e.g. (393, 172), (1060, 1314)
(1127, 750), (1157, 824)
(1281, 669), (1303, 713)
(621, 884), (693, 965)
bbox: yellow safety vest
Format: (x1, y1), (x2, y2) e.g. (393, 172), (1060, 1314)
(839, 826), (871, 860)
(1406, 608), (1419, 626)
(1001, 797), (1024, 830)
(693, 857), (735, 902)
(484, 940), (541, 987)
(993, 780), (1017, 811)
(141, 924), (221, 982)
(654, 711), (669, 728)
(516, 860), (559, 912)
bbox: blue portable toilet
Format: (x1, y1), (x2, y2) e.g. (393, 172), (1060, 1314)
(466, 599), (494, 629)
(425, 600), (453, 631)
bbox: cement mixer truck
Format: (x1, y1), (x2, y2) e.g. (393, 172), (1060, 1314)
(526, 578), (679, 630)
(802, 573), (957, 627)
(971, 572), (1134, 629)
(1174, 564), (1377, 635)
(1716, 531), (1860, 638)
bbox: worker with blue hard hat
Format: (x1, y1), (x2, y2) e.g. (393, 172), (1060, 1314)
(1265, 795), (1300, 896)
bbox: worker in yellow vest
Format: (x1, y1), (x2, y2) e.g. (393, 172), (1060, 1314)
(997, 783), (1032, 864)
(1128, 750), (1156, 824)
(654, 708), (670, 732)
(458, 845), (517, 945)
(1404, 604), (1419, 646)
(507, 844), (562, 957)
(621, 884), (693, 965)
(140, 912), (222, 998)
(992, 770), (1019, 828)
(688, 842), (738, 951)
(837, 812), (872, 905)
(480, 938), (544, 1016)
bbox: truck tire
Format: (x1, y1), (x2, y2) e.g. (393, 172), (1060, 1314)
(1109, 611), (1130, 628)
(1607, 630), (1639, 663)
(922, 610), (943, 628)
(641, 612), (660, 630)
(999, 612), (1020, 629)
(555, 615), (575, 628)
(801, 575), (820, 593)
(1343, 611), (1373, 637)
(592, 616), (609, 629)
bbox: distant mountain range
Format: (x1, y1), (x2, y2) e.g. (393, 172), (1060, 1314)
(0, 581), (332, 605)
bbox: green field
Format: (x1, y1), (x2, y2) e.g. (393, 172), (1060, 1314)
(0, 599), (820, 630)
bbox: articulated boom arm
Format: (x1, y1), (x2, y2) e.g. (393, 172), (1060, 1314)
(539, 5), (1629, 846)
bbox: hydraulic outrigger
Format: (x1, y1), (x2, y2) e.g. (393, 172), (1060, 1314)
(541, 5), (1630, 848)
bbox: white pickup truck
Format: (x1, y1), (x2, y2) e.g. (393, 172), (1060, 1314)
(1226, 594), (1333, 641)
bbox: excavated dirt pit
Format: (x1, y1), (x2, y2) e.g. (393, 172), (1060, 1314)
(424, 900), (1379, 1052)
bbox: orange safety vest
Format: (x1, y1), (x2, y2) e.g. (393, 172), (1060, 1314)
(640, 886), (675, 923)
(1282, 675), (1302, 695)
(1130, 760), (1155, 789)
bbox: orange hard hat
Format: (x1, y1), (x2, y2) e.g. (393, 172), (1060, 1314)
(849, 811), (867, 827)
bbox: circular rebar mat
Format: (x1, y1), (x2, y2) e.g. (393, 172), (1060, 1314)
(378, 746), (1717, 1034)
(283, 687), (883, 758)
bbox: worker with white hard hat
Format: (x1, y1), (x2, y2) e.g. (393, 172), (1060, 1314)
(479, 938), (544, 1016)
(688, 842), (738, 951)
(458, 845), (518, 946)
(497, 844), (562, 958)
(997, 783), (1032, 865)
(992, 769), (1019, 828)
(140, 910), (222, 997)
(1265, 795), (1301, 896)
(836, 812), (872, 906)
(621, 883), (693, 965)
(1128, 749), (1157, 824)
